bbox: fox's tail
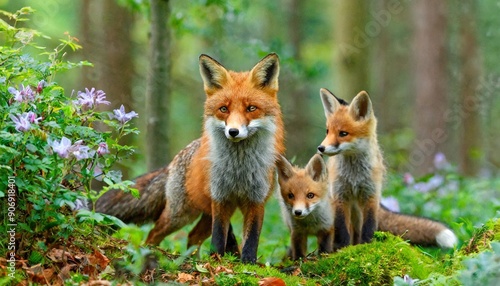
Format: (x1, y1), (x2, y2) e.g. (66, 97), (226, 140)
(95, 166), (169, 224)
(377, 205), (458, 249)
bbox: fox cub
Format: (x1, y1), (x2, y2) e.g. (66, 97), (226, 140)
(318, 89), (457, 249)
(277, 154), (333, 260)
(317, 89), (383, 248)
(277, 152), (457, 260)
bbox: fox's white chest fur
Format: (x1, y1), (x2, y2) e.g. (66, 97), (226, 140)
(205, 117), (277, 203)
(330, 152), (377, 202)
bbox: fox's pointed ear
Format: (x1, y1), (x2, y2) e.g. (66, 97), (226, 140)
(250, 53), (279, 90)
(349, 90), (372, 121)
(305, 154), (327, 182)
(320, 88), (342, 118)
(199, 54), (230, 95)
(276, 155), (294, 182)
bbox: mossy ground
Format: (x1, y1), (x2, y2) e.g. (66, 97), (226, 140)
(4, 214), (498, 285)
(300, 232), (440, 285)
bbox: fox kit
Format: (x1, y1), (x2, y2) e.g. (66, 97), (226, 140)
(317, 88), (382, 248)
(96, 53), (283, 264)
(277, 153), (457, 259)
(317, 88), (457, 249)
(276, 154), (333, 260)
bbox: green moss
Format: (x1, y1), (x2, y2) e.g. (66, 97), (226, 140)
(300, 232), (439, 285)
(212, 261), (317, 286)
(460, 218), (500, 255)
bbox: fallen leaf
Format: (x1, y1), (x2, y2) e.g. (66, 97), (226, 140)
(214, 265), (233, 274)
(87, 250), (110, 270)
(85, 280), (112, 286)
(258, 277), (286, 286)
(292, 267), (302, 276)
(177, 272), (195, 283)
(196, 263), (210, 273)
(58, 264), (76, 280)
(26, 264), (57, 285)
(201, 277), (216, 286)
(48, 248), (74, 263)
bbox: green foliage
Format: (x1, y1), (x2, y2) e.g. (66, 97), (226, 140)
(458, 242), (500, 285)
(384, 161), (500, 245)
(0, 6), (137, 265)
(113, 225), (153, 276)
(300, 233), (437, 286)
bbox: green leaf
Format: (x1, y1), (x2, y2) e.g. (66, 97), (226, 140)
(25, 143), (37, 153)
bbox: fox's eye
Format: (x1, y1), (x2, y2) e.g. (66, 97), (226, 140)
(306, 193), (315, 199)
(339, 131), (349, 137)
(219, 106), (228, 113)
(288, 193), (294, 199)
(326, 129), (329, 135)
(247, 105), (257, 112)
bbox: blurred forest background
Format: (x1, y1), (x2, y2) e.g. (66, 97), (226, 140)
(3, 0), (500, 180)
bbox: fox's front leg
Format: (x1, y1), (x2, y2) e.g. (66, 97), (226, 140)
(240, 202), (265, 263)
(211, 201), (236, 256)
(290, 230), (308, 260)
(361, 198), (379, 244)
(317, 229), (334, 254)
(188, 214), (239, 255)
(333, 200), (351, 250)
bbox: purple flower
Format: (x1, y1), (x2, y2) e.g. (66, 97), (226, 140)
(72, 145), (95, 160)
(94, 90), (110, 105)
(413, 174), (444, 193)
(92, 163), (104, 181)
(75, 88), (110, 109)
(433, 152), (449, 170)
(9, 84), (35, 102)
(403, 274), (415, 285)
(381, 196), (400, 212)
(26, 111), (42, 124)
(36, 80), (46, 94)
(9, 113), (31, 132)
(50, 137), (72, 158)
(97, 142), (109, 156)
(403, 173), (415, 186)
(112, 104), (138, 124)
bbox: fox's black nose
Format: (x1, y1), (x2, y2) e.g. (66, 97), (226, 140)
(294, 210), (302, 216)
(317, 145), (325, 153)
(228, 128), (239, 137)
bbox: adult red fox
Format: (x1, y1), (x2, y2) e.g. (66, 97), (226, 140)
(96, 53), (284, 263)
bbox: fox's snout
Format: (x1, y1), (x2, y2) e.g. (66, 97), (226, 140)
(292, 206), (309, 219)
(317, 144), (341, 156)
(224, 125), (249, 142)
(228, 128), (239, 137)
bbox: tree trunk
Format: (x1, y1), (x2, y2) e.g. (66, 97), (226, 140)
(334, 0), (369, 99)
(458, 1), (482, 176)
(80, 0), (102, 90)
(284, 0), (310, 164)
(146, 0), (171, 171)
(410, 0), (448, 176)
(101, 0), (135, 178)
(80, 1), (135, 183)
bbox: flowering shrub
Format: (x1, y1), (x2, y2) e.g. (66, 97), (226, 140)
(385, 152), (500, 243)
(0, 7), (137, 251)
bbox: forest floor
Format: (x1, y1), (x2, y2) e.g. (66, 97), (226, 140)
(2, 197), (499, 285)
